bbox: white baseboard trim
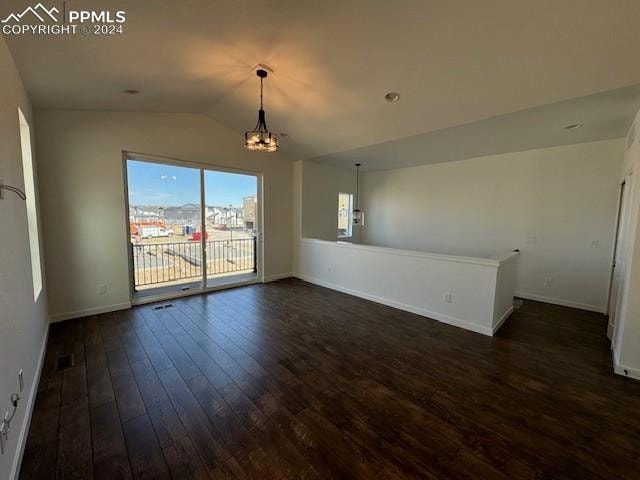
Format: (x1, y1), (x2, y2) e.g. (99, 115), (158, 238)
(514, 291), (604, 313)
(612, 352), (640, 382)
(10, 327), (49, 480)
(263, 273), (293, 283)
(294, 273), (493, 336)
(492, 306), (514, 335)
(49, 302), (131, 323)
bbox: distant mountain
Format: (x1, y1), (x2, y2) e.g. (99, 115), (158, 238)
(131, 203), (243, 210)
(177, 203), (200, 210)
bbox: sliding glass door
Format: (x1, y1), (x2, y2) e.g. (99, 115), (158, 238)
(125, 156), (259, 298)
(204, 170), (258, 287)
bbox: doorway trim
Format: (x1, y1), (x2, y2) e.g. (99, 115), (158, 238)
(606, 175), (632, 340)
(121, 150), (264, 305)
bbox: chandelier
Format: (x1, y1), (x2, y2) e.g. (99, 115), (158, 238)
(244, 69), (279, 152)
(353, 163), (365, 226)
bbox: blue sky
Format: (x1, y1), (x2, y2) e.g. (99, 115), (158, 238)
(127, 160), (256, 207)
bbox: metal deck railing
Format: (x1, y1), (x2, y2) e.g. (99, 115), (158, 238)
(132, 237), (256, 288)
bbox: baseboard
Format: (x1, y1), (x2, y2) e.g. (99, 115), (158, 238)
(514, 291), (604, 313)
(294, 273), (493, 336)
(612, 354), (640, 382)
(49, 302), (131, 323)
(9, 326), (49, 480)
(492, 306), (514, 335)
(263, 272), (293, 283)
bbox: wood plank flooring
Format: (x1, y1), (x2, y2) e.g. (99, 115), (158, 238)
(19, 279), (640, 479)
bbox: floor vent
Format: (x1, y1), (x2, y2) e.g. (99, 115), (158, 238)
(153, 303), (175, 310)
(56, 354), (75, 371)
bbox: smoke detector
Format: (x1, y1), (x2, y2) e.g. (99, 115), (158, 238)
(385, 92), (400, 103)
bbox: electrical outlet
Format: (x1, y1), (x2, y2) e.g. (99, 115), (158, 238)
(591, 240), (600, 249)
(544, 277), (554, 288)
(96, 284), (107, 294)
(526, 235), (537, 245)
(443, 292), (453, 304)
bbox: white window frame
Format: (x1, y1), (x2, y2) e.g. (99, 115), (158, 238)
(18, 108), (43, 301)
(123, 152), (263, 302)
(338, 192), (353, 238)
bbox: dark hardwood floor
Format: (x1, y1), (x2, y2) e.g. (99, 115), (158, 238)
(19, 279), (640, 479)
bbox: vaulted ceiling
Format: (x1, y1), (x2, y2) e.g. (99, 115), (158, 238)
(4, 0), (640, 166)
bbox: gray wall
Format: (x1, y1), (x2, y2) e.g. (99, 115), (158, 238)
(35, 110), (294, 319)
(360, 139), (624, 311)
(0, 37), (49, 480)
(301, 160), (361, 243)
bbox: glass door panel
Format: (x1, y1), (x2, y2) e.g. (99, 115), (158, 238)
(127, 159), (202, 296)
(204, 170), (258, 287)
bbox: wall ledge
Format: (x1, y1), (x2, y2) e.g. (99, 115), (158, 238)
(301, 237), (517, 268)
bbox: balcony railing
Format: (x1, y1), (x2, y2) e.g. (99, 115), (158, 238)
(132, 237), (256, 289)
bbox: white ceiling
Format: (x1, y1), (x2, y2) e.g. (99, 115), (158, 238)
(4, 0), (640, 164)
(312, 84), (640, 170)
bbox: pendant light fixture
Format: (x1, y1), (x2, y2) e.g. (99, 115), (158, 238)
(352, 163), (365, 226)
(244, 69), (279, 152)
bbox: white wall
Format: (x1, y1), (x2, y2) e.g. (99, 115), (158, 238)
(0, 38), (49, 480)
(360, 139), (624, 312)
(35, 110), (294, 320)
(293, 161), (518, 335)
(295, 239), (517, 336)
(612, 109), (640, 380)
(292, 160), (303, 274)
(493, 251), (518, 327)
(301, 160), (361, 243)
